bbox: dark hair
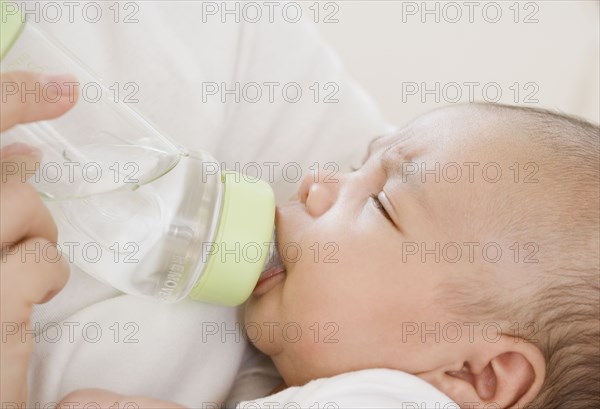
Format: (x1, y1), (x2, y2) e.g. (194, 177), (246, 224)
(446, 103), (599, 408)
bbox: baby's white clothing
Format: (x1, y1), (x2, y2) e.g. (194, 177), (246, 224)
(232, 369), (457, 409)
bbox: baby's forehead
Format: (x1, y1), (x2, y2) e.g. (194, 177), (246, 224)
(379, 107), (545, 222)
(380, 106), (536, 164)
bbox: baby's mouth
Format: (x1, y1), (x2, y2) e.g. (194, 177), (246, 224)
(253, 235), (287, 296)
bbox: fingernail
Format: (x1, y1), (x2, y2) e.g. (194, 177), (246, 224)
(42, 73), (78, 99)
(0, 142), (42, 160)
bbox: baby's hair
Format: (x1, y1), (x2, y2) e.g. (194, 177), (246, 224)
(445, 103), (599, 409)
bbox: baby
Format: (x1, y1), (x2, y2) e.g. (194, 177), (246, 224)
(240, 102), (600, 408)
(22, 103), (600, 408)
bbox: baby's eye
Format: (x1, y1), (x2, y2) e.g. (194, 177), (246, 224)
(370, 193), (393, 223)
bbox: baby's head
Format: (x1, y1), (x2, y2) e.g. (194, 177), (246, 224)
(244, 103), (599, 408)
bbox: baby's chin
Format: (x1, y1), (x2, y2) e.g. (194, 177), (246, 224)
(243, 305), (284, 357)
(243, 278), (286, 355)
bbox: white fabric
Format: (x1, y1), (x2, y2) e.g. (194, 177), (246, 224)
(26, 1), (393, 407)
(234, 369), (457, 409)
(316, 2), (599, 127)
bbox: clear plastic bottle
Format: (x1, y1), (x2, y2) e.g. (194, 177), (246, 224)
(0, 1), (277, 305)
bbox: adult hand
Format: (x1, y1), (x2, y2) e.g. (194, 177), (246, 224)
(58, 389), (185, 409)
(0, 71), (77, 406)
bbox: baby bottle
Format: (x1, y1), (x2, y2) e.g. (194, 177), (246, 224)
(0, 1), (279, 305)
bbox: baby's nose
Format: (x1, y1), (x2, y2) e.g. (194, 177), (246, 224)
(298, 175), (337, 217)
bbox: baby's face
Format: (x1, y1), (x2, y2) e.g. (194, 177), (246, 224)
(245, 105), (538, 385)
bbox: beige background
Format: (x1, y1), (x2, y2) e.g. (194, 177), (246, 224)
(303, 0), (600, 127)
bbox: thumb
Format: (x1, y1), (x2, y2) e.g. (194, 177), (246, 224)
(0, 71), (79, 132)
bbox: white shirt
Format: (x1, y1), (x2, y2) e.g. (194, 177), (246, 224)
(234, 369), (457, 409)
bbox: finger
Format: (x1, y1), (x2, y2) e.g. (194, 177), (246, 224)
(0, 182), (57, 250)
(0, 142), (43, 183)
(0, 71), (78, 132)
(0, 342), (31, 408)
(58, 389), (186, 409)
(0, 237), (69, 307)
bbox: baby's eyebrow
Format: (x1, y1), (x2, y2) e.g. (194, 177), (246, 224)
(381, 144), (434, 221)
(381, 143), (407, 176)
(367, 128), (415, 160)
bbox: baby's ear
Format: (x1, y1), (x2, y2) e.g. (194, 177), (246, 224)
(419, 337), (546, 408)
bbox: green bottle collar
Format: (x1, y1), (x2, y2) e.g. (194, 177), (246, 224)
(0, 1), (25, 61)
